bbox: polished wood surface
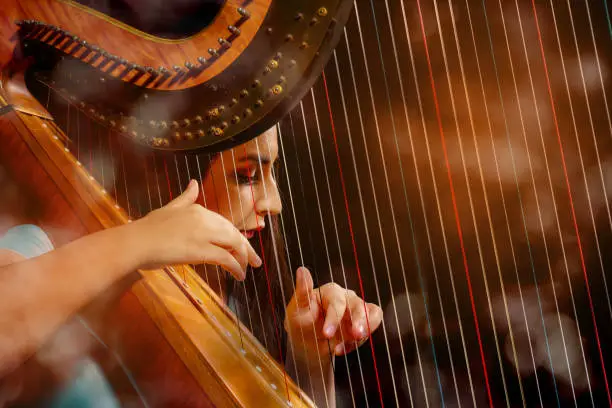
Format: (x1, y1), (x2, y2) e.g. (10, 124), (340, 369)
(0, 0), (271, 90)
(0, 70), (315, 406)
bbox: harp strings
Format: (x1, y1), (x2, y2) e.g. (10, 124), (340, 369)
(395, 2), (478, 405)
(275, 121), (335, 400)
(497, 0), (588, 404)
(348, 2), (463, 405)
(530, 0), (611, 403)
(557, 0), (612, 325)
(302, 92), (361, 403)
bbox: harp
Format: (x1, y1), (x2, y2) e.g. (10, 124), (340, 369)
(2, 0), (612, 407)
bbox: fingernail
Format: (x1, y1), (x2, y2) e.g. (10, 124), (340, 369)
(324, 324), (336, 338)
(254, 255), (262, 268)
(334, 343), (345, 355)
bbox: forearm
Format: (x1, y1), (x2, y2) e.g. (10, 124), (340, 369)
(286, 341), (336, 408)
(0, 225), (143, 375)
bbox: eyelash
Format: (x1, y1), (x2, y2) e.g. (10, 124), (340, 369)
(236, 169), (258, 185)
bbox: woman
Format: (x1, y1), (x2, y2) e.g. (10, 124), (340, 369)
(0, 126), (383, 406)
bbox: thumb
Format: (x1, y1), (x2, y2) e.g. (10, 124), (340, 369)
(165, 179), (199, 209)
(295, 266), (314, 309)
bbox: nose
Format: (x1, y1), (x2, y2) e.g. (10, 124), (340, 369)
(254, 177), (282, 216)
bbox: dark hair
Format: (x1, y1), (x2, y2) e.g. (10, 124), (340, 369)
(228, 215), (294, 362)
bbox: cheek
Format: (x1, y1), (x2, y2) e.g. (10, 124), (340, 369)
(235, 187), (255, 216)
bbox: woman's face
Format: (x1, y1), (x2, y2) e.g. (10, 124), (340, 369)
(202, 127), (282, 239)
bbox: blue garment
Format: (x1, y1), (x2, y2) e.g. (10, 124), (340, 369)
(0, 225), (121, 408)
(0, 225), (54, 260)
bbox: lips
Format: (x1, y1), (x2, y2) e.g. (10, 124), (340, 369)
(241, 224), (265, 239)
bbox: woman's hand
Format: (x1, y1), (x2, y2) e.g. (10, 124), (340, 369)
(284, 267), (383, 363)
(126, 179), (261, 279)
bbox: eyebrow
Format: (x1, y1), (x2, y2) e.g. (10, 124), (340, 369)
(237, 154), (272, 165)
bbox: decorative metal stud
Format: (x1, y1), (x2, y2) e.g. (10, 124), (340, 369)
(231, 115), (240, 124)
(317, 7), (328, 17)
(254, 99), (264, 108)
(295, 13), (304, 21)
(271, 85), (283, 95)
(208, 107), (220, 119)
(182, 119), (191, 127)
(209, 126), (224, 137)
(185, 132), (194, 140)
(299, 41), (309, 50)
(173, 132), (182, 141)
(197, 129), (206, 138)
(228, 25), (240, 35)
(208, 48), (219, 57)
(185, 62), (195, 70)
(240, 89), (249, 98)
(218, 38), (231, 49)
(237, 7), (250, 18)
(197, 56), (207, 65)
(194, 115), (204, 124)
(171, 121), (180, 129)
(285, 34), (294, 42)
